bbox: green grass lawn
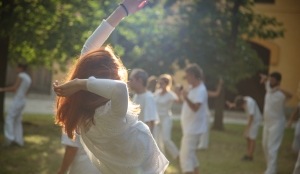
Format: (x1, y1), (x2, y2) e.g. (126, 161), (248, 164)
(0, 114), (297, 174)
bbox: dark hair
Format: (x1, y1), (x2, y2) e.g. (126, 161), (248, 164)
(270, 72), (282, 82)
(185, 63), (203, 80)
(131, 69), (148, 87)
(234, 95), (245, 108)
(147, 76), (157, 93)
(17, 63), (28, 71)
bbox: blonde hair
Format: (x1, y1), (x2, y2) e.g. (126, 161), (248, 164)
(159, 74), (172, 90)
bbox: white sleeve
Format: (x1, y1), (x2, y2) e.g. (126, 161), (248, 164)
(247, 99), (255, 116)
(143, 96), (158, 122)
(61, 133), (80, 148)
(86, 76), (128, 118)
(265, 80), (271, 92)
(191, 87), (206, 104)
(169, 91), (178, 101)
(81, 20), (115, 56)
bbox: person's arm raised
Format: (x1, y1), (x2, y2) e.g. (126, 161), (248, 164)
(81, 0), (148, 56)
(53, 78), (128, 118)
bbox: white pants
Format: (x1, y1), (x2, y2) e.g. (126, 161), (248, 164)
(4, 100), (25, 146)
(180, 134), (201, 173)
(198, 114), (210, 149)
(293, 150), (300, 174)
(248, 120), (261, 140)
(155, 116), (179, 159)
(262, 119), (285, 174)
(292, 120), (300, 152)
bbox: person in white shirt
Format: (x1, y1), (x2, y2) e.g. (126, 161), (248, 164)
(0, 63), (32, 147)
(53, 1), (168, 173)
(197, 78), (223, 150)
(288, 83), (300, 174)
(128, 69), (159, 133)
(260, 72), (292, 174)
(226, 96), (262, 161)
(154, 74), (179, 160)
(175, 63), (208, 174)
(58, 133), (100, 174)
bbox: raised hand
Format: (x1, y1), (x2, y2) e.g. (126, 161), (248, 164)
(259, 73), (267, 84)
(53, 79), (87, 97)
(225, 100), (235, 109)
(121, 0), (148, 15)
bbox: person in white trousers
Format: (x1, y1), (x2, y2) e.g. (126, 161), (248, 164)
(175, 63), (208, 174)
(197, 78), (223, 150)
(58, 133), (100, 174)
(260, 72), (292, 174)
(288, 84), (300, 174)
(226, 96), (262, 161)
(154, 74), (180, 160)
(129, 69), (159, 133)
(0, 63), (31, 147)
(53, 1), (169, 173)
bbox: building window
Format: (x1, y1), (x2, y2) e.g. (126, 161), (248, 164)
(254, 0), (275, 3)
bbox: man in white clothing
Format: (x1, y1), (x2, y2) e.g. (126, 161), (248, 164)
(175, 63), (208, 174)
(58, 133), (100, 174)
(260, 72), (292, 174)
(128, 68), (158, 133)
(226, 96), (262, 161)
(0, 63), (32, 147)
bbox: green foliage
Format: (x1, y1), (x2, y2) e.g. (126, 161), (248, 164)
(1, 0), (285, 91)
(160, 0), (285, 91)
(0, 0), (114, 67)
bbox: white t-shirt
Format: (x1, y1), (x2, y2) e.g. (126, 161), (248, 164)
(263, 81), (286, 123)
(133, 91), (159, 123)
(154, 89), (178, 117)
(15, 72), (31, 101)
(244, 96), (262, 122)
(181, 83), (208, 135)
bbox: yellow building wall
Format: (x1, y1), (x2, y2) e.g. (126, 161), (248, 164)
(253, 0), (300, 106)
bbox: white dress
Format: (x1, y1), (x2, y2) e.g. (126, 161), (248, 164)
(61, 134), (100, 174)
(78, 20), (169, 174)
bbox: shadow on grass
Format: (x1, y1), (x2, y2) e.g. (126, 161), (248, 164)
(0, 115), (297, 174)
(0, 115), (64, 174)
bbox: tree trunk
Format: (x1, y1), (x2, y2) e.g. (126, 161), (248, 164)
(0, 36), (9, 122)
(212, 87), (225, 131)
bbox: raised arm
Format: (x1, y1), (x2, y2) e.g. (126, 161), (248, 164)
(53, 77), (128, 118)
(208, 78), (223, 98)
(87, 77), (128, 117)
(81, 0), (148, 56)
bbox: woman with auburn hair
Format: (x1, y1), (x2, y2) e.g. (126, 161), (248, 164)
(53, 1), (168, 173)
(154, 74), (180, 161)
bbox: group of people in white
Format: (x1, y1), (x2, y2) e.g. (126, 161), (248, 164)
(1, 0), (300, 174)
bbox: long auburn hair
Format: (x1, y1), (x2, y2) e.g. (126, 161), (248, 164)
(55, 46), (128, 139)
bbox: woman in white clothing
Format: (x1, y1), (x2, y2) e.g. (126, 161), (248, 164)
(53, 1), (168, 173)
(154, 74), (179, 160)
